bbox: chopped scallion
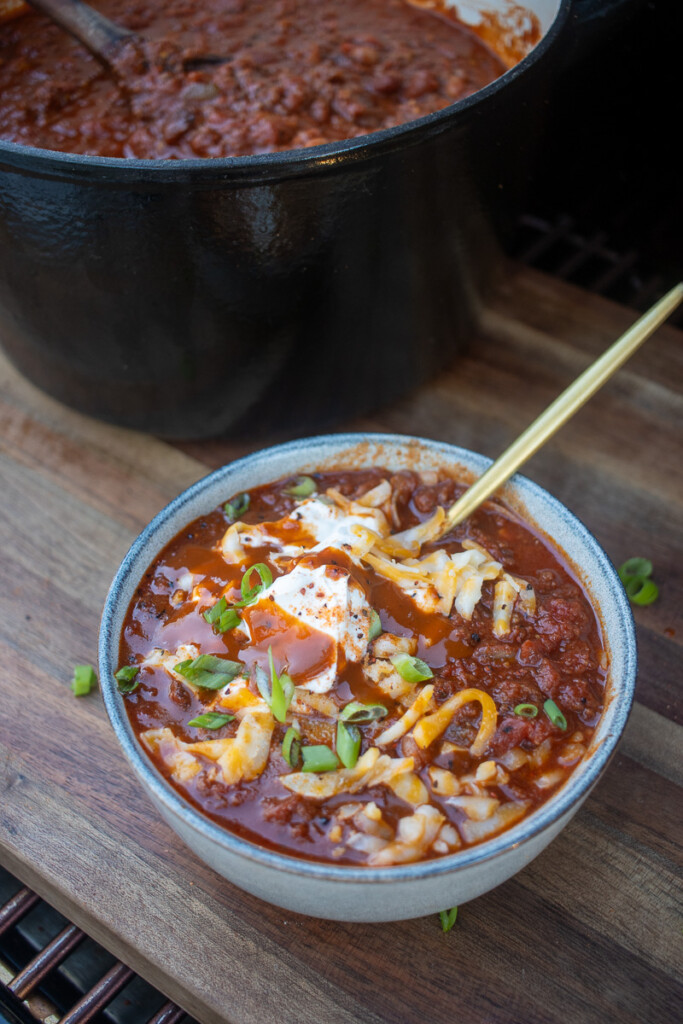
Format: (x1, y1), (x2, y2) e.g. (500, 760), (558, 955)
(439, 907), (458, 933)
(71, 664), (97, 697)
(235, 563), (273, 607)
(368, 608), (382, 641)
(618, 557), (653, 582)
(618, 558), (659, 606)
(187, 712), (234, 729)
(301, 745), (339, 773)
(268, 646), (295, 723)
(115, 664), (139, 694)
(543, 698), (567, 731)
(628, 578), (659, 606)
(203, 597), (226, 625)
(336, 721), (361, 769)
(218, 607), (241, 631)
(252, 663), (271, 702)
(339, 701), (388, 724)
(203, 597), (240, 633)
(284, 475), (316, 498)
(514, 703), (538, 719)
(176, 655), (242, 690)
(224, 493), (250, 522)
(390, 653), (433, 683)
(282, 726), (302, 769)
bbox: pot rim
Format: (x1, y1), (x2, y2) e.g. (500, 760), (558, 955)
(98, 431), (637, 885)
(0, 0), (571, 183)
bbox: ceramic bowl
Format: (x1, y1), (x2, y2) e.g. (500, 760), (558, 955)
(99, 433), (636, 921)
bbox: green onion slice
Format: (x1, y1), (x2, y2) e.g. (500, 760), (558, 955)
(439, 907), (458, 933)
(219, 607), (241, 631)
(115, 664), (139, 694)
(71, 664), (97, 696)
(624, 577), (659, 606)
(339, 701), (388, 724)
(390, 653), (433, 683)
(224, 493), (250, 522)
(187, 712), (234, 729)
(203, 597), (226, 625)
(253, 664), (272, 704)
(618, 557), (653, 581)
(175, 655), (243, 690)
(203, 597), (240, 633)
(368, 609), (382, 641)
(618, 558), (659, 605)
(336, 721), (361, 769)
(543, 698), (567, 731)
(302, 744), (339, 773)
(235, 563), (273, 607)
(282, 726), (302, 769)
(514, 703), (538, 719)
(268, 646), (295, 723)
(284, 475), (316, 498)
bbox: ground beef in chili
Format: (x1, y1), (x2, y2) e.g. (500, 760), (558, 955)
(0, 0), (507, 158)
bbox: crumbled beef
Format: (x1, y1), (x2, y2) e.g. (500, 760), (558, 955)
(489, 715), (553, 756)
(561, 639), (596, 675)
(261, 794), (319, 827)
(388, 470), (422, 525)
(412, 478), (459, 514)
(168, 678), (192, 710)
(533, 658), (562, 698)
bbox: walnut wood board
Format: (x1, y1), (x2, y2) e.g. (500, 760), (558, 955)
(0, 265), (681, 1024)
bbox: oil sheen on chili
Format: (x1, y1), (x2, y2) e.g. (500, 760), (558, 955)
(0, 0), (506, 158)
(119, 468), (607, 866)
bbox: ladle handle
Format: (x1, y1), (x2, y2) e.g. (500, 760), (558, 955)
(26, 0), (134, 64)
(444, 283), (683, 531)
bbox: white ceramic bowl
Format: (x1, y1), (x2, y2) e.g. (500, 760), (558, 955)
(99, 433), (636, 921)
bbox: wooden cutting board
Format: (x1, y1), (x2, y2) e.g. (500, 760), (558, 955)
(0, 265), (681, 1024)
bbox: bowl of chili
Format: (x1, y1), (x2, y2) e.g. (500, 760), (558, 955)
(99, 433), (636, 920)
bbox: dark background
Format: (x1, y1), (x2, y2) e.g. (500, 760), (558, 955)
(507, 0), (682, 313)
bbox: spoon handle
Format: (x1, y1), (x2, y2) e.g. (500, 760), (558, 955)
(444, 283), (683, 531)
(26, 0), (134, 64)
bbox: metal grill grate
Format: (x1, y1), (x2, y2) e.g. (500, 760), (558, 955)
(511, 213), (683, 327)
(0, 868), (196, 1024)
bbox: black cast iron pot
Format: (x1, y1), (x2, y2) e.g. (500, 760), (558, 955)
(0, 0), (629, 439)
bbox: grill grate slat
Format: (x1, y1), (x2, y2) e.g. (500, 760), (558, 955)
(0, 891), (40, 939)
(147, 1005), (189, 1024)
(59, 965), (135, 1024)
(511, 213), (683, 327)
(0, 871), (195, 1024)
(9, 926), (86, 1002)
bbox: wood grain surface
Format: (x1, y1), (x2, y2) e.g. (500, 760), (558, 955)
(1, 265), (681, 1024)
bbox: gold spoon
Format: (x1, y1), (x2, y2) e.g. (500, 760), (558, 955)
(443, 283), (683, 531)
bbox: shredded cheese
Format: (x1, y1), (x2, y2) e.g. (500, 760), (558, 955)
(185, 710), (274, 785)
(412, 687), (497, 756)
(280, 747), (414, 800)
(368, 805), (445, 866)
(376, 684), (435, 746)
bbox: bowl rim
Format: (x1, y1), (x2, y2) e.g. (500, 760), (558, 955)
(99, 431), (637, 883)
(0, 1), (570, 182)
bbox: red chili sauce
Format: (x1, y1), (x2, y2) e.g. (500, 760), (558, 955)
(119, 469), (607, 866)
(0, 0), (506, 158)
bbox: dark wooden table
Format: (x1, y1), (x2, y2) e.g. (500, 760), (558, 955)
(1, 266), (681, 1024)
